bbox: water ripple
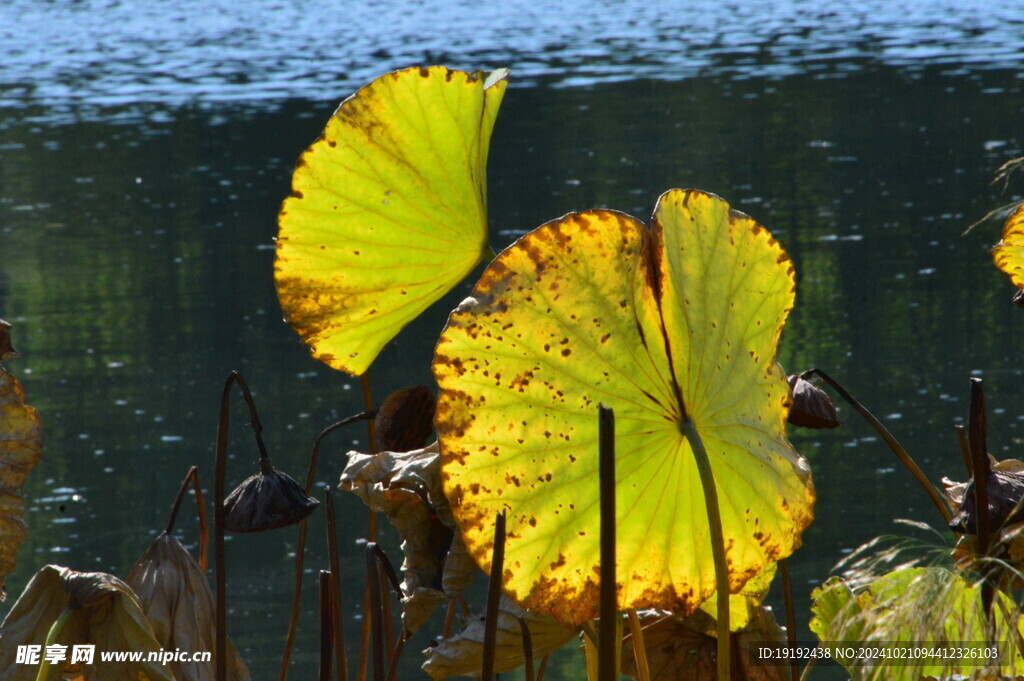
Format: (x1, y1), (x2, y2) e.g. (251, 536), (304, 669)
(2, 0), (1023, 113)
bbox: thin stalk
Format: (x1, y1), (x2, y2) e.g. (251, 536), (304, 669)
(366, 543), (385, 681)
(35, 607), (72, 681)
(367, 546), (405, 681)
(779, 559), (798, 681)
(803, 369), (951, 523)
(443, 598), (457, 638)
(213, 372), (235, 681)
(360, 373), (379, 454)
(517, 616), (535, 681)
(580, 621), (599, 647)
(364, 544), (404, 681)
(280, 413), (374, 681)
(626, 609), (649, 681)
(995, 595), (1024, 664)
(215, 371), (272, 681)
(536, 656), (549, 681)
(968, 378), (994, 615)
(598, 405), (618, 681)
(358, 372), (379, 681)
(164, 465), (209, 571)
(384, 637), (404, 681)
(798, 656), (818, 681)
(380, 569), (395, 666)
(370, 544), (403, 594)
(954, 425), (973, 478)
(481, 511), (507, 681)
(483, 509), (507, 679)
(319, 570), (333, 681)
(680, 416), (730, 681)
(326, 490), (348, 681)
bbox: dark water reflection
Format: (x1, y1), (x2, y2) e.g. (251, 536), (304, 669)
(2, 57), (1024, 678)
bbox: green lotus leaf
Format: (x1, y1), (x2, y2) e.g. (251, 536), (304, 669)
(810, 567), (1024, 680)
(275, 66), (508, 375)
(433, 189), (814, 626)
(994, 202), (1024, 289)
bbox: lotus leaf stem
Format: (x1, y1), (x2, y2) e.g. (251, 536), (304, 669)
(681, 416), (731, 681)
(968, 378), (994, 615)
(517, 615), (535, 681)
(326, 490), (348, 681)
(280, 412), (374, 681)
(163, 465), (208, 571)
(319, 570), (333, 681)
(481, 511), (507, 681)
(358, 372), (379, 681)
(365, 543), (385, 681)
(598, 405), (618, 681)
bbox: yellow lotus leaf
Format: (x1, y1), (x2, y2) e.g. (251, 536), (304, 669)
(994, 202), (1024, 288)
(433, 189), (814, 626)
(0, 565), (174, 681)
(0, 321), (42, 600)
(697, 560), (776, 630)
(275, 66), (509, 375)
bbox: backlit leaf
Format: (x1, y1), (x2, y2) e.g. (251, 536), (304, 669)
(810, 567), (1024, 680)
(994, 203), (1024, 289)
(0, 565), (174, 681)
(0, 321), (42, 600)
(433, 189), (814, 625)
(275, 66), (509, 375)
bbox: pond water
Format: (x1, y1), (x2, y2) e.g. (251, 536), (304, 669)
(2, 1), (1024, 679)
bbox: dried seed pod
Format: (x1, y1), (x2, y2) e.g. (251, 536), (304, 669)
(223, 462), (319, 533)
(374, 385), (436, 452)
(787, 375), (840, 429)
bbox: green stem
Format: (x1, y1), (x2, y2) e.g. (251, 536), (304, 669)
(36, 608), (72, 681)
(681, 417), (730, 681)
